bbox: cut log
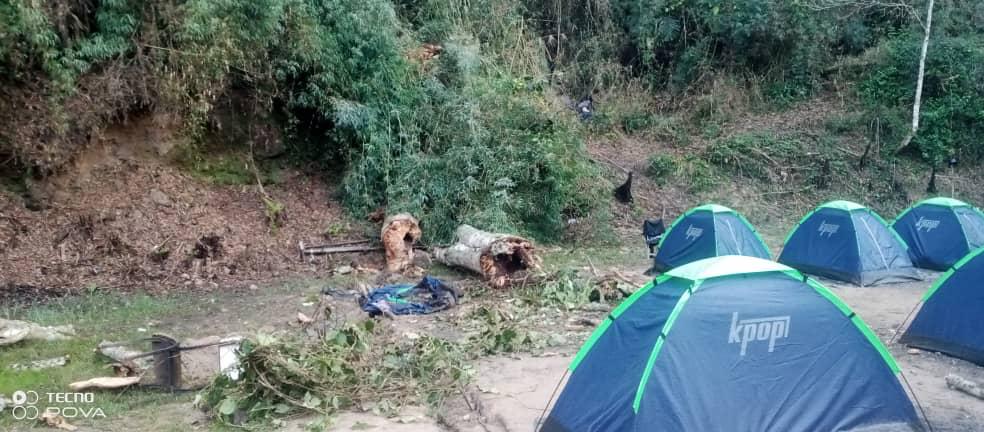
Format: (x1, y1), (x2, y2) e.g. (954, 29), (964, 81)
(433, 225), (540, 288)
(69, 376), (141, 391)
(381, 214), (422, 273)
(946, 374), (984, 400)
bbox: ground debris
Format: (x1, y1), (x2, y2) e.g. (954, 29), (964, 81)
(296, 312), (314, 324)
(0, 319), (75, 345)
(569, 317), (600, 327)
(10, 355), (69, 371)
(945, 374), (984, 400)
(40, 411), (78, 431)
(577, 303), (611, 313)
(203, 320), (470, 424)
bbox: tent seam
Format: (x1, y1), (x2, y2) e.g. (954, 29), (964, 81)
(631, 279), (702, 414)
(857, 212), (891, 271)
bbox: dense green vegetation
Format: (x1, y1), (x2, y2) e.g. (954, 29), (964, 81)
(861, 34), (984, 166)
(1, 0), (982, 241)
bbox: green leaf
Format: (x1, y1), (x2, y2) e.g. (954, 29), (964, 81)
(218, 398), (237, 416)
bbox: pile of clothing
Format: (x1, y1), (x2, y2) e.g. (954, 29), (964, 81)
(360, 276), (458, 317)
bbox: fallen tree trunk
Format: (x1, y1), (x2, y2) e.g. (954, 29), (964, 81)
(434, 225), (539, 288)
(381, 214), (422, 273)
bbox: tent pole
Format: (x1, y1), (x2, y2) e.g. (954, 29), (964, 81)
(534, 369), (569, 431)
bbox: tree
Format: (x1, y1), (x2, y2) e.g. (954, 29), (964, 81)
(897, 0), (934, 153)
(804, 0), (934, 153)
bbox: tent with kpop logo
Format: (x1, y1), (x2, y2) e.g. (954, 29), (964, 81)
(650, 204), (770, 273)
(891, 197), (984, 271)
(539, 256), (925, 432)
(778, 200), (920, 286)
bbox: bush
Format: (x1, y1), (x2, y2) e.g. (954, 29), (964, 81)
(621, 111), (656, 134)
(0, 0), (606, 244)
(646, 154), (678, 183)
(705, 132), (821, 185)
(860, 36), (984, 165)
(609, 0), (846, 97)
(679, 155), (717, 193)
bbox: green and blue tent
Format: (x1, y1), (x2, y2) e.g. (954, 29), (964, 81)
(541, 256), (923, 432)
(891, 197), (984, 271)
(651, 204), (770, 272)
(778, 200), (920, 286)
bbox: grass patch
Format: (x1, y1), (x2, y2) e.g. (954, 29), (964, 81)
(540, 245), (645, 274)
(176, 148), (282, 186)
(645, 154), (677, 185)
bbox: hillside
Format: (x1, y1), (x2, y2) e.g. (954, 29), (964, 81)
(2, 2), (984, 430)
(1, 0), (983, 292)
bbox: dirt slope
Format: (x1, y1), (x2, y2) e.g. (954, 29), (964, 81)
(0, 131), (367, 296)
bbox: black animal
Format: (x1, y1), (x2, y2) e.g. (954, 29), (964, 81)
(614, 171), (633, 203)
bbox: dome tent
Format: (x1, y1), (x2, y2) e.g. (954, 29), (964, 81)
(891, 197), (984, 271)
(900, 248), (984, 365)
(651, 204), (770, 272)
(540, 256), (923, 432)
(778, 200), (920, 286)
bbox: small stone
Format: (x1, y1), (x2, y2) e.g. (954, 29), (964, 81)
(547, 333), (568, 346)
(335, 265), (354, 275)
(148, 188), (173, 207)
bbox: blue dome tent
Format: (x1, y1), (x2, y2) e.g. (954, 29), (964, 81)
(891, 197), (984, 271)
(900, 248), (984, 365)
(651, 204), (770, 272)
(778, 200), (920, 286)
(540, 256), (923, 432)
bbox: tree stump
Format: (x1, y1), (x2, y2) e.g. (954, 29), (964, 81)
(434, 225), (539, 288)
(381, 214), (422, 273)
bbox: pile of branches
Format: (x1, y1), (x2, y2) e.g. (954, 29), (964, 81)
(203, 320), (470, 424)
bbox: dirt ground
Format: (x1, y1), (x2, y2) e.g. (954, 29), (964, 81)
(0, 121), (370, 297)
(31, 265), (973, 432)
(301, 276), (984, 432)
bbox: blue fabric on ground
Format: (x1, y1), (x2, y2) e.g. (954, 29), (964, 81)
(361, 276), (457, 316)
